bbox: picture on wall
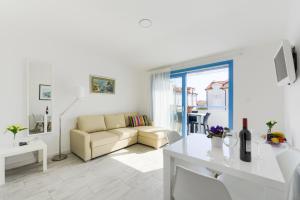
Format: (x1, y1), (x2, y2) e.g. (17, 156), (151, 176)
(39, 84), (52, 100)
(90, 75), (115, 94)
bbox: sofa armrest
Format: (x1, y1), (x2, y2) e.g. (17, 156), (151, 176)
(70, 129), (91, 161)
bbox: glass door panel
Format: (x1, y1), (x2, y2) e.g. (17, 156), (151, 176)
(171, 77), (183, 135)
(186, 67), (229, 133)
(171, 60), (233, 136)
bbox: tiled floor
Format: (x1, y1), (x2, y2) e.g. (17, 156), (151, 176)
(0, 145), (163, 200)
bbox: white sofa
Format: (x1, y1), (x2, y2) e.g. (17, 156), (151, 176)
(70, 112), (168, 161)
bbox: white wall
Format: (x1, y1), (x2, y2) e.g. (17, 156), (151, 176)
(233, 44), (284, 134)
(149, 43), (285, 135)
(0, 38), (146, 168)
(284, 0), (300, 148)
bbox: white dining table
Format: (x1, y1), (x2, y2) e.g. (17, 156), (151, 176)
(163, 134), (286, 200)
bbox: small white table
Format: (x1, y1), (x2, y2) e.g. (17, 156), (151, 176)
(163, 134), (286, 200)
(0, 140), (47, 185)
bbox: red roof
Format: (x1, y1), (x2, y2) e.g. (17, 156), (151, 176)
(205, 80), (228, 90)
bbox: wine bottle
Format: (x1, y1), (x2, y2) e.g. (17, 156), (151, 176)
(239, 118), (251, 162)
(44, 106), (49, 133)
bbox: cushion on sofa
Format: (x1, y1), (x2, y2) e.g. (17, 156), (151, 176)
(90, 131), (119, 148)
(124, 112), (138, 127)
(104, 114), (126, 130)
(128, 115), (151, 127)
(77, 115), (106, 133)
(110, 128), (138, 140)
(134, 126), (167, 139)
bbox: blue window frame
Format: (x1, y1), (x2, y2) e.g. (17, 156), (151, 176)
(170, 60), (234, 137)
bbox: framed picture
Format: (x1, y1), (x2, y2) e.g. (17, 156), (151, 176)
(39, 84), (52, 100)
(90, 75), (115, 94)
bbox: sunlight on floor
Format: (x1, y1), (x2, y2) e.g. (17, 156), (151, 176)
(110, 145), (163, 173)
(1, 144), (164, 200)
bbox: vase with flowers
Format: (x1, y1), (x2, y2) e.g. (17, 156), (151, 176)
(266, 120), (277, 136)
(208, 126), (229, 148)
(5, 124), (27, 146)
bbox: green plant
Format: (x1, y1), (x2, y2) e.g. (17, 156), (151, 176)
(266, 120), (277, 132)
(5, 124), (27, 140)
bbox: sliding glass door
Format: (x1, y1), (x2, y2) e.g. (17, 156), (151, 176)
(171, 60), (233, 137)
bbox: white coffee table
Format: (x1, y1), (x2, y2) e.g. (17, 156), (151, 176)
(0, 139), (47, 185)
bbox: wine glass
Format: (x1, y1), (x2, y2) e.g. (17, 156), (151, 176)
(222, 129), (238, 162)
(250, 129), (263, 159)
(222, 129), (238, 148)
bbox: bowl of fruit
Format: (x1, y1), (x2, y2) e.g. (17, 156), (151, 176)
(266, 132), (287, 145)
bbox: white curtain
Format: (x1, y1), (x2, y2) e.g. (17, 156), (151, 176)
(151, 71), (175, 129)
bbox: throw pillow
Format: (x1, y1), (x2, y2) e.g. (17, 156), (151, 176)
(128, 115), (151, 127)
(142, 115), (151, 126)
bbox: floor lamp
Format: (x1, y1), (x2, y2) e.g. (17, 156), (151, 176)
(52, 86), (85, 161)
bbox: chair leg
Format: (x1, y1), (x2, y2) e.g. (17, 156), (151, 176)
(201, 124), (205, 134)
(199, 124), (202, 134)
(205, 125), (209, 135)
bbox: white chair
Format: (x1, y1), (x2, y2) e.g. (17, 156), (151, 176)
(288, 164), (300, 200)
(277, 149), (300, 200)
(277, 149), (300, 182)
(173, 166), (232, 200)
(218, 149), (300, 200)
(217, 174), (266, 200)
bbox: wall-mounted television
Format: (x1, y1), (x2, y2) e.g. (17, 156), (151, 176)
(274, 40), (297, 86)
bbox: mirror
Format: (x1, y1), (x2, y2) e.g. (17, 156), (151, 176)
(27, 61), (52, 135)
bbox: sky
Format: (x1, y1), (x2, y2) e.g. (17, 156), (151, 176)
(171, 67), (228, 101)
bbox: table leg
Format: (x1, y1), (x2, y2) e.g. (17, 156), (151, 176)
(163, 152), (175, 200)
(42, 147), (47, 172)
(37, 150), (43, 163)
(0, 156), (5, 186)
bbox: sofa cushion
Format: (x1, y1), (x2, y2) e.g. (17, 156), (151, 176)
(77, 115), (106, 133)
(104, 114), (126, 130)
(134, 126), (167, 139)
(138, 135), (168, 149)
(124, 112), (138, 127)
(110, 128), (138, 140)
(90, 131), (119, 148)
(128, 115), (151, 127)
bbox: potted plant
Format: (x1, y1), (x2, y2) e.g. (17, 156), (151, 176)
(187, 106), (193, 113)
(5, 124), (27, 146)
(208, 126), (228, 148)
(266, 120), (277, 135)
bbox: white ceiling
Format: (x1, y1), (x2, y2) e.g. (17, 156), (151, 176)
(0, 0), (289, 69)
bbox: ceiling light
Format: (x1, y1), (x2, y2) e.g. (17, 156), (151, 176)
(139, 19), (152, 28)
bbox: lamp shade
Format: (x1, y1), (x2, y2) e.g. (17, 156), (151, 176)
(76, 86), (85, 99)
